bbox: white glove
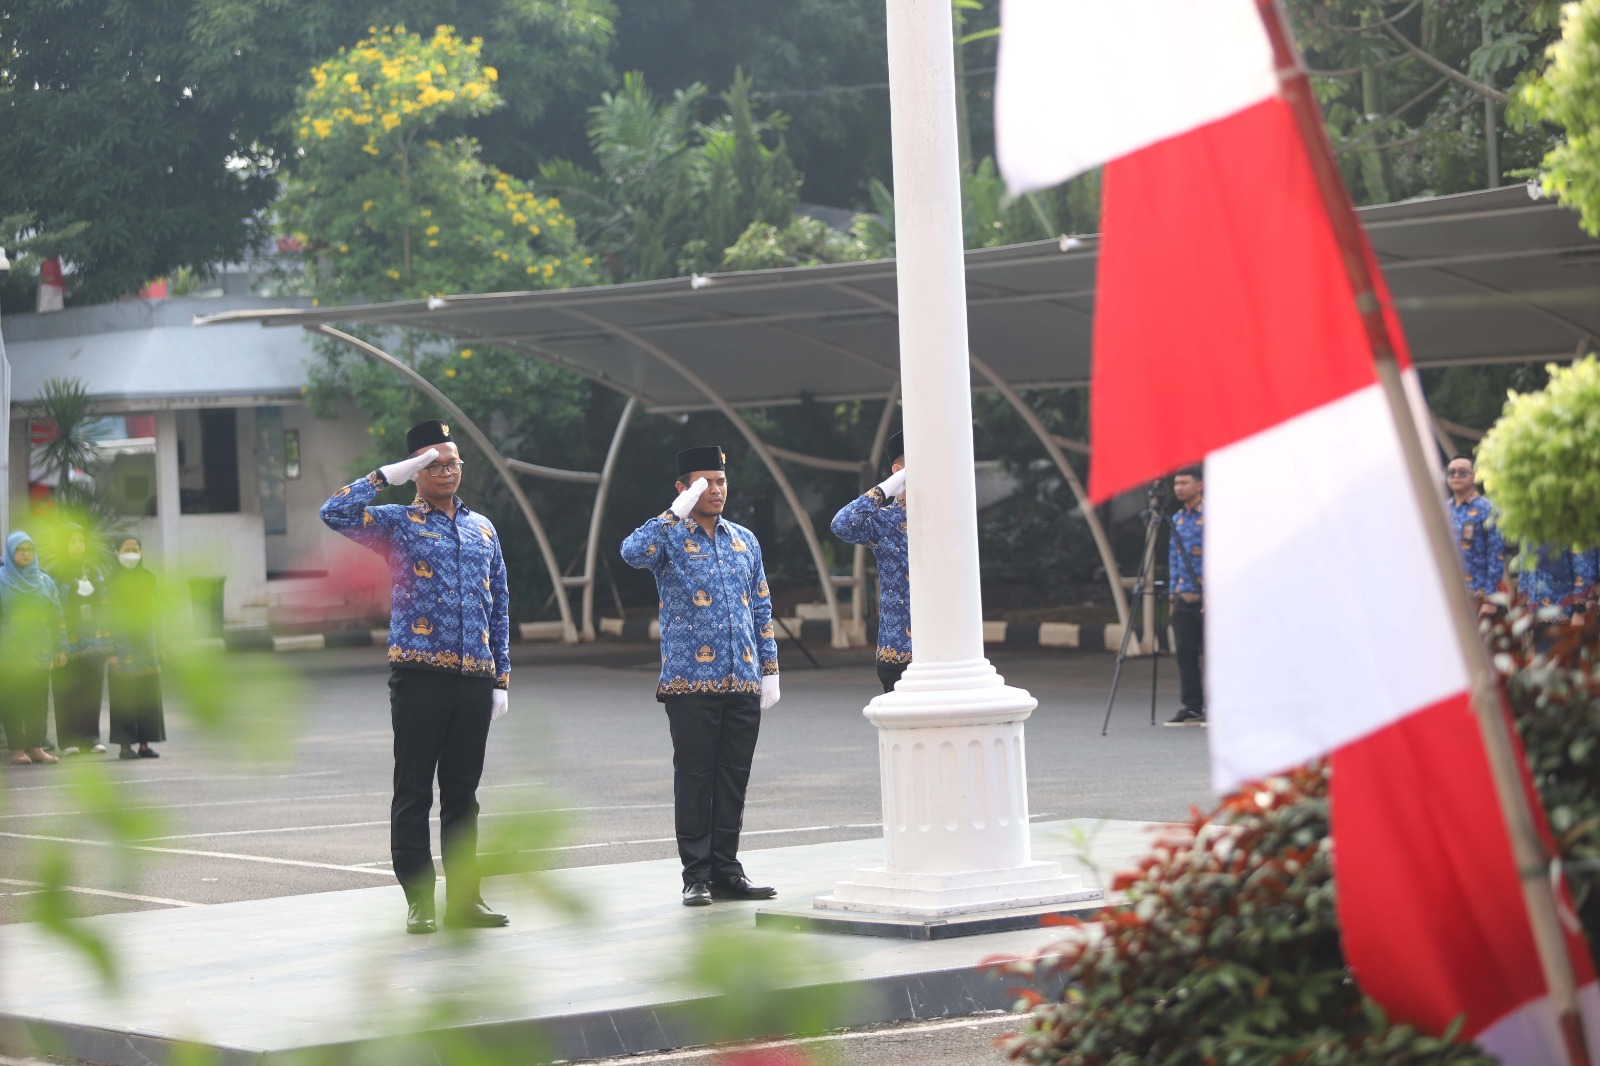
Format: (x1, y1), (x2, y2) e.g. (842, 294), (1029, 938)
(877, 467), (907, 498)
(760, 674), (780, 711)
(380, 448), (439, 486)
(670, 477), (708, 520)
(491, 689), (509, 721)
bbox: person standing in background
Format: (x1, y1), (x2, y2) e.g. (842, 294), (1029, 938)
(106, 536), (166, 760)
(1445, 456), (1504, 617)
(50, 523), (111, 755)
(1, 531), (67, 765)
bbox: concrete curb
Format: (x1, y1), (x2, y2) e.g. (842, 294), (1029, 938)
(213, 618), (1163, 657)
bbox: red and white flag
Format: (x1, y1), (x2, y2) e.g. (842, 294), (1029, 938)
(997, 1), (1599, 1062)
(36, 257), (64, 313)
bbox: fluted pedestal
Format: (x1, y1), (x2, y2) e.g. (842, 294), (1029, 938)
(813, 660), (1091, 917)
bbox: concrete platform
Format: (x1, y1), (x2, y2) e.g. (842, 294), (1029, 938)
(0, 820), (1163, 1065)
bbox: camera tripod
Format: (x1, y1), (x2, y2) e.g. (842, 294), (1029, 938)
(1100, 497), (1171, 735)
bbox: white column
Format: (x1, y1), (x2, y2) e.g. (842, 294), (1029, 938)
(813, 0), (1086, 917)
(154, 411), (182, 572)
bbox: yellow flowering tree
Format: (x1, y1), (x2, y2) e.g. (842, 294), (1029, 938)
(280, 25), (605, 620)
(280, 24), (600, 303)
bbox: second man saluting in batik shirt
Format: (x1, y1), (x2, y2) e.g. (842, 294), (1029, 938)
(622, 496), (779, 700)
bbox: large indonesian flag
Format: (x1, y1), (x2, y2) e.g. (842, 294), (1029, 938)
(997, 1), (1599, 1062)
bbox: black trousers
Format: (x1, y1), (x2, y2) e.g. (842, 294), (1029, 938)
(54, 655), (107, 749)
(388, 669), (493, 905)
(2, 668), (50, 751)
(1172, 599), (1205, 713)
(876, 661), (908, 694)
(663, 692), (761, 885)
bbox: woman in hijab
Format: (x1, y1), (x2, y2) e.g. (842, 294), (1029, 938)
(106, 535), (165, 759)
(50, 523), (111, 755)
(1, 531), (68, 766)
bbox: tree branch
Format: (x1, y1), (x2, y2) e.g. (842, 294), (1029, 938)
(1380, 23), (1508, 103)
(1336, 76), (1448, 152)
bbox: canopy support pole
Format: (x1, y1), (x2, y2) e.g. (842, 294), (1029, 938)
(968, 355), (1132, 635)
(581, 396), (639, 641)
(563, 310), (850, 649)
(311, 325), (579, 643)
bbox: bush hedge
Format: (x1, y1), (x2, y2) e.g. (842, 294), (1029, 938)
(995, 603), (1600, 1064)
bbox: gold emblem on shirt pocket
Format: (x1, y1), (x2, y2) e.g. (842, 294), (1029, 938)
(695, 645), (716, 663)
(413, 560), (435, 578)
(731, 538), (747, 552)
(411, 617), (434, 635)
(684, 539), (702, 554)
(692, 590), (713, 607)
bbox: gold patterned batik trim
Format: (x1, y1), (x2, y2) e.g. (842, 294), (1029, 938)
(877, 647), (913, 665)
(366, 470), (388, 491)
(495, 672), (510, 690)
(761, 660), (779, 676)
(655, 677), (763, 698)
(866, 487), (888, 505)
(460, 653), (496, 677)
(388, 646), (463, 671)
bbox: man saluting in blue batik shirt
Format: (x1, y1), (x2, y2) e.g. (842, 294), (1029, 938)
(621, 444), (780, 909)
(831, 431), (910, 693)
(320, 418), (511, 936)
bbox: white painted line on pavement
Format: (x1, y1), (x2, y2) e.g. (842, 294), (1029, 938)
(131, 802), (679, 842)
(567, 1011), (1016, 1064)
(0, 790), (394, 820)
(0, 831), (394, 877)
(0, 770), (343, 792)
(0, 877), (201, 908)
(521, 824), (874, 855)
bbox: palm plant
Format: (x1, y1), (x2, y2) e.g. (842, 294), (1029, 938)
(26, 376), (123, 568)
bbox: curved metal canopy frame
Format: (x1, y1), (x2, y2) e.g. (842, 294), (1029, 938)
(313, 325), (579, 642)
(833, 284), (1133, 634)
(563, 308), (852, 649)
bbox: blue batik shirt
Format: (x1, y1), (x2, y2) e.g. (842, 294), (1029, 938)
(1168, 503), (1205, 598)
(1448, 494), (1505, 598)
(1517, 545), (1600, 619)
(831, 488), (911, 665)
(621, 512), (779, 700)
(321, 470), (511, 688)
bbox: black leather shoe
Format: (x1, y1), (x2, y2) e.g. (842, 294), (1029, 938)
(406, 898), (437, 935)
(710, 875), (776, 901)
(442, 898), (509, 928)
(682, 881), (713, 907)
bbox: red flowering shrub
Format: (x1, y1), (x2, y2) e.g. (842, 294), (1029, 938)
(994, 600), (1600, 1064)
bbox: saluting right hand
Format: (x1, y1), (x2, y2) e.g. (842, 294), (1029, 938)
(379, 448), (440, 486)
(670, 477), (708, 520)
(877, 467), (907, 498)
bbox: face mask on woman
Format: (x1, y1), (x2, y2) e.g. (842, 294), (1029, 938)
(118, 551), (141, 570)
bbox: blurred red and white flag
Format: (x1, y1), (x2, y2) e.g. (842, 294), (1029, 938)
(996, 1), (1599, 1062)
(36, 257), (64, 313)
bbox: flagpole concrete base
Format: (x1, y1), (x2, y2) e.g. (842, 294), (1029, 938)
(809, 657), (1088, 920)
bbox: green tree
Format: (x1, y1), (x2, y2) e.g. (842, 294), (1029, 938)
(282, 25), (606, 620)
(538, 71), (803, 281)
(1518, 0), (1600, 233)
(1284, 0), (1566, 205)
(1475, 354), (1600, 550)
(0, 0), (614, 309)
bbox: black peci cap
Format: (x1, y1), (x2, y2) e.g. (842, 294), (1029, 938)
(406, 419), (454, 454)
(885, 431), (904, 465)
(676, 445), (727, 476)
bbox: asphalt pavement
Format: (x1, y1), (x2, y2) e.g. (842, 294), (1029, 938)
(0, 641), (1211, 1065)
(1, 642), (1210, 926)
